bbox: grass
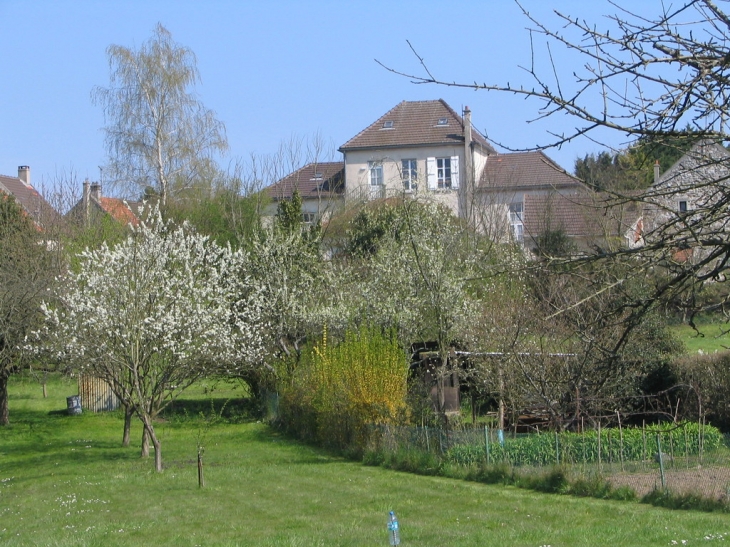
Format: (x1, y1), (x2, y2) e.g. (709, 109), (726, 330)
(670, 322), (730, 353)
(2, 373), (729, 546)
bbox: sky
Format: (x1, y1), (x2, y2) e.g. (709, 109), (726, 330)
(0, 0), (646, 198)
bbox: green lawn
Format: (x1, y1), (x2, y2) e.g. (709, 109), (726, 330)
(1, 374), (728, 546)
(670, 322), (730, 354)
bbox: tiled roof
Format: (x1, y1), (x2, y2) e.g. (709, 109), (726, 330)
(98, 197), (140, 226)
(267, 161), (345, 201)
(523, 193), (642, 240)
(479, 151), (584, 190)
(0, 173), (59, 227)
(339, 99), (495, 153)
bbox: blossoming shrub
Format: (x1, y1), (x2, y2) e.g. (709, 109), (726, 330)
(280, 324), (408, 453)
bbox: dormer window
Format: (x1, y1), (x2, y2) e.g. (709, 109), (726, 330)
(382, 120), (394, 129)
(311, 173), (323, 181)
(436, 117), (448, 126)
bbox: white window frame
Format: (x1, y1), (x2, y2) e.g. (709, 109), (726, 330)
(436, 157), (451, 188)
(509, 202), (524, 243)
(369, 161), (383, 187)
(402, 159), (417, 192)
(426, 156), (460, 190)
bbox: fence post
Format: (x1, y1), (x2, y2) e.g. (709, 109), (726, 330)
(555, 431), (560, 465)
(616, 410), (625, 472)
(642, 421), (647, 472)
(425, 426), (430, 453)
(484, 425), (490, 464)
(597, 422), (602, 471)
(656, 434), (666, 490)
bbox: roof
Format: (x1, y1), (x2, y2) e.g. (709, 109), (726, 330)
(523, 193), (642, 241)
(654, 140), (730, 188)
(479, 151), (585, 191)
(267, 161), (345, 201)
(339, 99), (495, 153)
(98, 197), (140, 226)
(0, 173), (60, 228)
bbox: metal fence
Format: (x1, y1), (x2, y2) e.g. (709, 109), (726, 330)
(369, 423), (730, 500)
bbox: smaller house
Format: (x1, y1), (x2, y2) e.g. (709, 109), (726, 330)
(67, 181), (140, 227)
(266, 161), (344, 225)
(477, 151), (588, 243)
(627, 141), (730, 256)
(0, 165), (60, 229)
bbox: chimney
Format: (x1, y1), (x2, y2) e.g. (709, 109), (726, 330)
(654, 160), (660, 184)
(18, 166), (30, 187)
(83, 179), (91, 227)
(462, 106), (473, 225)
(90, 183), (102, 202)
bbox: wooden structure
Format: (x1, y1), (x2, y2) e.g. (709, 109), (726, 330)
(78, 375), (120, 413)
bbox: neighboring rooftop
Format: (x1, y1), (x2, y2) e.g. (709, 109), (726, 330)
(267, 161), (345, 201)
(0, 166), (60, 228)
(339, 99), (495, 152)
(523, 193), (642, 242)
(479, 151), (585, 191)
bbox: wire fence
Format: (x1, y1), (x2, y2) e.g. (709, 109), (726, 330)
(368, 422), (730, 500)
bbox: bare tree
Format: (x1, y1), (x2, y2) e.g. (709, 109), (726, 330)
(380, 0), (730, 337)
(93, 23), (228, 206)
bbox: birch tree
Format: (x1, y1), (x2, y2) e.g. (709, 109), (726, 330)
(36, 209), (266, 471)
(93, 24), (228, 206)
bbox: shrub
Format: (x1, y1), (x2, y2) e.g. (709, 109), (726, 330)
(279, 324), (409, 453)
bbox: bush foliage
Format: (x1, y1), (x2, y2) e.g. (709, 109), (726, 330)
(279, 324), (408, 453)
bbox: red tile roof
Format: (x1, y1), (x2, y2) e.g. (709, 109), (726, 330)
(0, 173), (59, 228)
(339, 99), (495, 153)
(479, 151), (584, 191)
(98, 197), (140, 226)
(267, 161), (344, 201)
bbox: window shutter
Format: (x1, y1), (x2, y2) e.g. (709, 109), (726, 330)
(451, 155), (460, 189)
(427, 157), (437, 189)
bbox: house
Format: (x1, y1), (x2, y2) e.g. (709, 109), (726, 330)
(476, 151), (589, 243)
(339, 99), (496, 222)
(627, 141), (730, 253)
(0, 166), (60, 229)
(268, 99), (603, 246)
(266, 161), (344, 224)
(67, 180), (140, 227)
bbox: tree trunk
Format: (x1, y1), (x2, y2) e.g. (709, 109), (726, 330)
(141, 426), (150, 458)
(122, 405), (134, 447)
(0, 371), (9, 426)
(141, 417), (163, 472)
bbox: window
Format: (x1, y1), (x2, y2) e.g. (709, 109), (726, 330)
(369, 162), (383, 186)
(301, 212), (317, 225)
(382, 120), (394, 129)
(436, 117), (448, 126)
(437, 158), (451, 188)
(509, 202), (524, 243)
(426, 156), (460, 190)
(402, 159), (417, 191)
(678, 200), (688, 213)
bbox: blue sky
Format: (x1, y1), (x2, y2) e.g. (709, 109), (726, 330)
(0, 1), (641, 196)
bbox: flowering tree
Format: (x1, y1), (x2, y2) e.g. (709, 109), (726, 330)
(36, 209), (266, 471)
